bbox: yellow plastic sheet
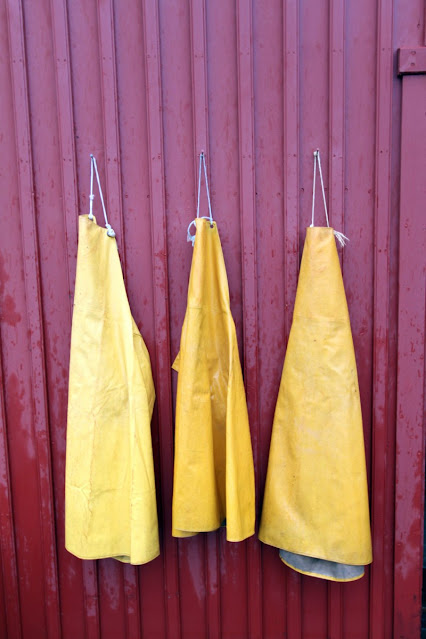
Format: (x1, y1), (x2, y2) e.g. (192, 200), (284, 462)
(259, 227), (372, 581)
(66, 215), (159, 565)
(172, 218), (255, 542)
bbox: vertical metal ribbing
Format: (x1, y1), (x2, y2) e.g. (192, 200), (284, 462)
(327, 0), (345, 635)
(142, 0), (181, 637)
(370, 0), (394, 638)
(283, 1), (301, 637)
(97, 0), (125, 259)
(50, 0), (79, 302)
(236, 0), (262, 637)
(5, 0), (61, 636)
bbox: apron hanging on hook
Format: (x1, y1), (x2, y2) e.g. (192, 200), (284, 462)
(187, 151), (214, 246)
(65, 155), (159, 565)
(172, 151), (255, 541)
(259, 149), (372, 581)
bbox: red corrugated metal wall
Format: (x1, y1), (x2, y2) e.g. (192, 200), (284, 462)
(0, 0), (425, 637)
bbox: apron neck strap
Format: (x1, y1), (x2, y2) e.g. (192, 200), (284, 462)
(311, 149), (329, 228)
(310, 149), (349, 247)
(187, 151), (214, 246)
(88, 154), (116, 238)
(196, 151), (213, 224)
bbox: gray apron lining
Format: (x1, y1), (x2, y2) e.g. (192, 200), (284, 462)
(279, 549), (364, 581)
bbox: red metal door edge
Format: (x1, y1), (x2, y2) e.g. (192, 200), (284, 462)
(393, 51), (426, 639)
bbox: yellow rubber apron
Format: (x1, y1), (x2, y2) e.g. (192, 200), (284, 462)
(65, 155), (159, 565)
(259, 151), (372, 581)
(172, 153), (255, 542)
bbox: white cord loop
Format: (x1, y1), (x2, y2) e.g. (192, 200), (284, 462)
(311, 149), (349, 247)
(187, 151), (214, 247)
(88, 154), (116, 238)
